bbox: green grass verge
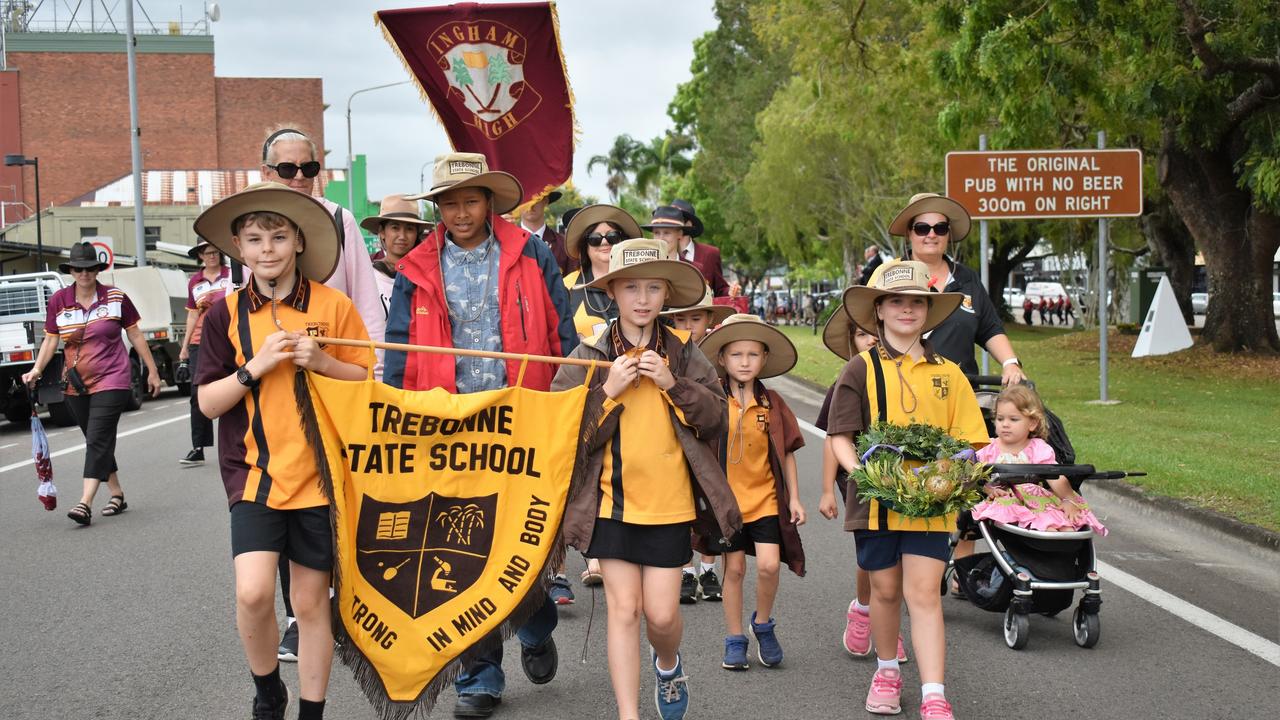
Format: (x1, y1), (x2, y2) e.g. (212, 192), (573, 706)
(780, 323), (1280, 532)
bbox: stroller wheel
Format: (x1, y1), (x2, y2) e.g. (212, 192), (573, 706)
(1073, 605), (1101, 648)
(1003, 607), (1030, 650)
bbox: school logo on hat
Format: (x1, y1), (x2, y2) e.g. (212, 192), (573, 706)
(355, 493), (497, 619)
(427, 19), (542, 139)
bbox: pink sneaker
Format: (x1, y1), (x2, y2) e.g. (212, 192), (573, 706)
(864, 668), (902, 715)
(844, 602), (872, 656)
(896, 635), (909, 663)
(920, 693), (955, 719)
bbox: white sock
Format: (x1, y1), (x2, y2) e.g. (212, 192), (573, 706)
(700, 561), (716, 574)
(655, 653), (680, 676)
(852, 599), (870, 613)
(922, 683), (945, 698)
(877, 658), (899, 672)
(285, 616), (296, 626)
(682, 566), (696, 576)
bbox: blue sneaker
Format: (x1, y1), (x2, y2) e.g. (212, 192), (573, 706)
(549, 574), (574, 605)
(749, 612), (783, 667)
(722, 634), (749, 671)
(653, 652), (690, 719)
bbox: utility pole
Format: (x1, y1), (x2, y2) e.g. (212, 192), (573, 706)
(126, 0), (146, 266)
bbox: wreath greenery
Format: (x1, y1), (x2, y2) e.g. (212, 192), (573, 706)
(851, 421), (989, 518)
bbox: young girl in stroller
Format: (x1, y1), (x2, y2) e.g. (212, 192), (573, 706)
(970, 385), (1107, 535)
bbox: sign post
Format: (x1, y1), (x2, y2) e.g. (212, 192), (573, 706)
(978, 134), (990, 375)
(945, 144), (1142, 403)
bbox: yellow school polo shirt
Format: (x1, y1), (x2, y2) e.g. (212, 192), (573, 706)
(726, 395), (778, 523)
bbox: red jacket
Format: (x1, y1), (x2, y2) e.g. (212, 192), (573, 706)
(383, 218), (574, 392)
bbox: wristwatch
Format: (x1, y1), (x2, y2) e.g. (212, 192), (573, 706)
(236, 364), (260, 389)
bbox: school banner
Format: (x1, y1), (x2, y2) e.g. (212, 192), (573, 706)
(376, 2), (576, 206)
(299, 372), (589, 719)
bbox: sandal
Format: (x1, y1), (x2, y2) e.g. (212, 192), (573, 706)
(67, 502), (91, 526)
(101, 495), (128, 517)
(580, 567), (603, 586)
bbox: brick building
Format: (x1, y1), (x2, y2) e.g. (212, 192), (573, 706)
(0, 29), (325, 228)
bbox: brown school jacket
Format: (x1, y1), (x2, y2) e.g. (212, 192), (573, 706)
(702, 382), (807, 576)
(551, 324), (743, 553)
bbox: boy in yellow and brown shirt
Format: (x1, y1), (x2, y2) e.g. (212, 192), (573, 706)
(193, 182), (370, 720)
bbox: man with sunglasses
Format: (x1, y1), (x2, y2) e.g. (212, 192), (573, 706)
(519, 189), (577, 276)
(643, 202), (729, 297)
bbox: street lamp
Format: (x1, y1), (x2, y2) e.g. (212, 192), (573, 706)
(346, 80), (412, 213)
(4, 154), (44, 271)
(420, 160), (432, 193)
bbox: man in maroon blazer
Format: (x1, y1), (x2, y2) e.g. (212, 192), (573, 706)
(644, 202), (730, 296)
(520, 189), (579, 276)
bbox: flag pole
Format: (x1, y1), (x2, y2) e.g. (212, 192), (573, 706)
(312, 336), (612, 368)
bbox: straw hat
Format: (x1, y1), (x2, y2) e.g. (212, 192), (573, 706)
(821, 302), (859, 360)
(360, 194), (433, 235)
(698, 313), (797, 380)
(193, 181), (340, 283)
(659, 285), (735, 325)
(888, 192), (971, 242)
(841, 260), (964, 335)
(405, 152), (523, 215)
(580, 238), (706, 308)
(59, 242), (109, 274)
(563, 204), (643, 260)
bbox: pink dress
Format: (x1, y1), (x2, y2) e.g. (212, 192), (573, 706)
(971, 439), (1107, 535)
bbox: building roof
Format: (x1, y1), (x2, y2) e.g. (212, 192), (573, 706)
(68, 169), (345, 207)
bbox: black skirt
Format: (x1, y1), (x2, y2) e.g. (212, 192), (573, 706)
(585, 518), (692, 568)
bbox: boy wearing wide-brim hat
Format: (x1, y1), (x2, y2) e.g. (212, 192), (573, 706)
(192, 181), (371, 720)
(552, 238), (739, 720)
(643, 203), (729, 297)
(826, 259), (985, 720)
(695, 314), (806, 670)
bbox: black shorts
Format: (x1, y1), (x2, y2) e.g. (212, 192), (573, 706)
(229, 501), (333, 571)
(585, 518), (692, 568)
(721, 516), (782, 553)
(853, 529), (950, 571)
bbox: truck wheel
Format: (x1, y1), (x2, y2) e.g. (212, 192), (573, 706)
(4, 401), (29, 424)
(126, 357), (145, 411)
(47, 401), (77, 427)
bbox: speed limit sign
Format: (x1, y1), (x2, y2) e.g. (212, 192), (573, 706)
(82, 236), (115, 270)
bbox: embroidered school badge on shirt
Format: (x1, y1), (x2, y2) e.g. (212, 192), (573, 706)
(960, 294), (975, 313)
(932, 375), (950, 399)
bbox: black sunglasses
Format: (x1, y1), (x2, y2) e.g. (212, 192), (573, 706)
(585, 231), (627, 247)
(266, 161), (321, 180)
(911, 221), (950, 237)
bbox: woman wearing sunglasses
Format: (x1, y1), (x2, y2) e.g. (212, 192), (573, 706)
(890, 193), (1025, 387)
(560, 204), (644, 340)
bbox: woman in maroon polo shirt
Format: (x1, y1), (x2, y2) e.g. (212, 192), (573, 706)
(22, 242), (162, 526)
(177, 239), (232, 466)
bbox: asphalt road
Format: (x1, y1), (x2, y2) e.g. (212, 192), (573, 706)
(0, 383), (1274, 720)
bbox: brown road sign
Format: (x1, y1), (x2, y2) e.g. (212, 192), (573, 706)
(945, 149), (1143, 220)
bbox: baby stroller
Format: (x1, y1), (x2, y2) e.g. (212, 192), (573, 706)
(944, 376), (1141, 650)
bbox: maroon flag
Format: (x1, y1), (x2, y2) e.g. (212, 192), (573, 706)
(378, 2), (576, 207)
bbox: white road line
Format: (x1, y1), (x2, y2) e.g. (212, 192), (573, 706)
(793, 419), (1280, 668)
(0, 443), (17, 450)
(0, 413), (187, 474)
(1094, 560), (1280, 667)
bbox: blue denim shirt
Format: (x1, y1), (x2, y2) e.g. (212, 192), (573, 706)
(441, 229), (506, 394)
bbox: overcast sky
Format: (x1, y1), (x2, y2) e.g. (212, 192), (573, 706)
(193, 0), (715, 203)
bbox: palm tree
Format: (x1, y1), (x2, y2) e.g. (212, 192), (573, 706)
(587, 134), (642, 202)
(632, 133), (695, 199)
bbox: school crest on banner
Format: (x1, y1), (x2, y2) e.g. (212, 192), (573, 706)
(299, 373), (589, 719)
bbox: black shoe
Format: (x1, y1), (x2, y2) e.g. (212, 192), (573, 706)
(679, 572), (699, 604)
(698, 568), (723, 601)
(277, 621), (299, 662)
(251, 684), (289, 720)
(180, 448), (205, 466)
(453, 693), (500, 718)
(520, 636), (558, 685)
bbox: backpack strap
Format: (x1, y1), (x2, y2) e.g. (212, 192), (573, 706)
(867, 350), (888, 423)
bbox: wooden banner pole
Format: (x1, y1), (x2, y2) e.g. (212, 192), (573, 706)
(311, 336), (613, 369)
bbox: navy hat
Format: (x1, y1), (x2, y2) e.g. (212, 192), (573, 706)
(640, 205), (690, 234)
(559, 206), (581, 234)
(671, 198), (704, 238)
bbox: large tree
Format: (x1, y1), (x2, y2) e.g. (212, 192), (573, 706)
(927, 0), (1280, 352)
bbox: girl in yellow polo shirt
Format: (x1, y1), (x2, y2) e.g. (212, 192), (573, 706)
(828, 260), (986, 720)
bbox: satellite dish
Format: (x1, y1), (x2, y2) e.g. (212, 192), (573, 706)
(207, 2), (221, 22)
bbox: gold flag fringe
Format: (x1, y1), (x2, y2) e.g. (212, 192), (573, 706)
(374, 10), (455, 149)
(295, 369), (583, 720)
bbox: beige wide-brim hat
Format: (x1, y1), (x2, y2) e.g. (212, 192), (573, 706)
(360, 194), (433, 235)
(821, 302), (858, 360)
(842, 259), (964, 335)
(564, 204), (644, 260)
(888, 192), (971, 242)
(193, 181), (340, 283)
(659, 285), (736, 325)
(580, 238), (706, 308)
(698, 313), (797, 380)
(405, 152), (524, 215)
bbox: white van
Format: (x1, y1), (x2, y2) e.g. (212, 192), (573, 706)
(1024, 281), (1068, 303)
